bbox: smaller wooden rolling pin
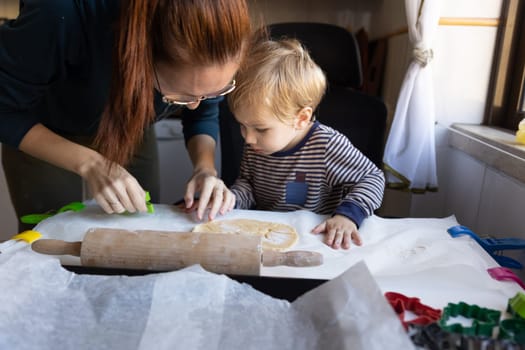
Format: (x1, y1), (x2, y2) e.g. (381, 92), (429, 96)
(31, 228), (323, 276)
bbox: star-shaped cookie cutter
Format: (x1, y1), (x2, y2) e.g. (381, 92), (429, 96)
(439, 301), (501, 337)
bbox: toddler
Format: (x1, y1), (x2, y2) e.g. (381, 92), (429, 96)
(228, 38), (385, 249)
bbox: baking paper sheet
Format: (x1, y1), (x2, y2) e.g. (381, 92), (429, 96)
(0, 251), (414, 350)
(29, 201), (522, 311)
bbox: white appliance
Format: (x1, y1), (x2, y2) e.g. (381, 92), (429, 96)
(155, 119), (221, 205)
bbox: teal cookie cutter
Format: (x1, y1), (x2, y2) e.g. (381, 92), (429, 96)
(439, 301), (501, 337)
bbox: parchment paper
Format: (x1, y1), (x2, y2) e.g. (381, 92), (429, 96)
(0, 251), (413, 350)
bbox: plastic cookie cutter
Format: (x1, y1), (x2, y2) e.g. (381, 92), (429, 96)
(499, 318), (525, 345)
(447, 225), (525, 269)
(409, 323), (460, 349)
(488, 267), (525, 290)
(411, 323), (521, 350)
(384, 291), (442, 330)
(439, 301), (501, 337)
(505, 293), (525, 344)
(145, 191), (154, 214)
(120, 191), (154, 215)
(507, 292), (525, 320)
(0, 230), (42, 254)
(20, 201), (86, 225)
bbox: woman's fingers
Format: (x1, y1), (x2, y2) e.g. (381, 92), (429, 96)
(185, 173), (234, 221)
(86, 163), (147, 214)
(207, 185), (224, 221)
(195, 177), (216, 220)
(221, 190), (236, 214)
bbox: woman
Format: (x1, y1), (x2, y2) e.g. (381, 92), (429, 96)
(0, 0), (251, 230)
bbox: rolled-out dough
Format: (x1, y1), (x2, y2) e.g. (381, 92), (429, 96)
(193, 219), (298, 251)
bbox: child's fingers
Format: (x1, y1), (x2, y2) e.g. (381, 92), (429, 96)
(352, 232), (363, 246)
(333, 231), (344, 249)
(311, 222), (326, 234)
(323, 227), (335, 246)
(341, 234), (352, 249)
(326, 229), (344, 249)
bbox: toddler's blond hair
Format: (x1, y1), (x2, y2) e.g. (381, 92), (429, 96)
(229, 38), (326, 124)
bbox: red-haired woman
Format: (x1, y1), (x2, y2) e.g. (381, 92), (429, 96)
(0, 0), (251, 230)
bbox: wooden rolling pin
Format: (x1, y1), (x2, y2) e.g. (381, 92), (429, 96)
(31, 227), (323, 276)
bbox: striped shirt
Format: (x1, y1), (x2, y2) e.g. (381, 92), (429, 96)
(231, 122), (385, 227)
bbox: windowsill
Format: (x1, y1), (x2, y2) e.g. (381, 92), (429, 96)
(448, 123), (525, 183)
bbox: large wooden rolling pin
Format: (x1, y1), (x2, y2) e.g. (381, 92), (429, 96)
(31, 228), (323, 276)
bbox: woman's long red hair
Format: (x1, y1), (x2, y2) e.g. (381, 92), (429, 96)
(95, 0), (251, 165)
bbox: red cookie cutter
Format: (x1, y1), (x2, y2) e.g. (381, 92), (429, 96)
(385, 291), (442, 331)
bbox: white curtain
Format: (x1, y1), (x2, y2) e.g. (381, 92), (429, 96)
(383, 0), (441, 192)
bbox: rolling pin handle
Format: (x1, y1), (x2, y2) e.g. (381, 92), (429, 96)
(31, 239), (82, 257)
(262, 250), (323, 267)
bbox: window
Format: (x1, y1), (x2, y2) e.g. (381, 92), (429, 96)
(485, 0), (525, 130)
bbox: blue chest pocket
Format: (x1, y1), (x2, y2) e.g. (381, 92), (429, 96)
(285, 172), (308, 205)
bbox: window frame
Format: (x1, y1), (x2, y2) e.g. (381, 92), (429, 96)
(485, 0), (525, 130)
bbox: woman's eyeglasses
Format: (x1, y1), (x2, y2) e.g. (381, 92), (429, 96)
(154, 67), (236, 106)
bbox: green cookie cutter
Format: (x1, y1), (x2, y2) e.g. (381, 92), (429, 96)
(499, 318), (525, 344)
(20, 201), (86, 224)
(439, 301), (501, 337)
(121, 191), (154, 215)
(508, 292), (525, 320)
(145, 191), (154, 214)
(21, 190), (154, 224)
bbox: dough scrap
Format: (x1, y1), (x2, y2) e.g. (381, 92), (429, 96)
(193, 219), (298, 251)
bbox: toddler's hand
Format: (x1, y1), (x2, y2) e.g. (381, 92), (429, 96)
(311, 215), (362, 249)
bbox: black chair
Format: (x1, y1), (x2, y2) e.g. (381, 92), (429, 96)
(219, 22), (387, 186)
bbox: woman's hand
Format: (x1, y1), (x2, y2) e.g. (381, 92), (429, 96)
(18, 123), (147, 214)
(311, 214), (362, 249)
(81, 159), (148, 214)
(184, 168), (236, 221)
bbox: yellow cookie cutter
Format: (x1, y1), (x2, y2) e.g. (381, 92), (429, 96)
(10, 230), (42, 243)
(0, 230), (42, 253)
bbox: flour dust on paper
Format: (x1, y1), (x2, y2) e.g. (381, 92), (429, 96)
(193, 219), (298, 251)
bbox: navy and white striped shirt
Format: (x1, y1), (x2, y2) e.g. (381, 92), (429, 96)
(231, 122), (385, 227)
